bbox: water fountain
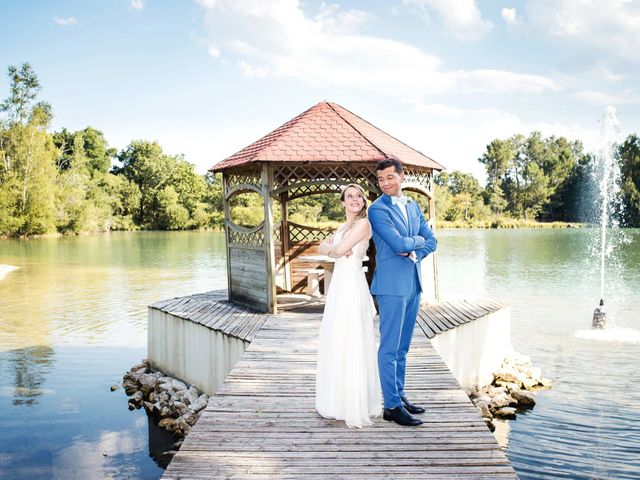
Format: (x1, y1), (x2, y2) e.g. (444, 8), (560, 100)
(591, 106), (621, 329)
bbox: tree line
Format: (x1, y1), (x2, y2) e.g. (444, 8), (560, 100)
(0, 63), (224, 237)
(2, 63), (639, 237)
(435, 131), (640, 227)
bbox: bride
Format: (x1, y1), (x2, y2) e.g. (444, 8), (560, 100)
(315, 184), (381, 428)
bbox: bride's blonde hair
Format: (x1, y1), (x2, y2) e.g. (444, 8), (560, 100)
(340, 184), (368, 227)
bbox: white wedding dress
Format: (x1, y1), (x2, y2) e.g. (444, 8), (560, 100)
(315, 222), (382, 428)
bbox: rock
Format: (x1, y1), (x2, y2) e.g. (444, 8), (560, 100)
(131, 363), (147, 373)
(160, 406), (172, 417)
(475, 401), (493, 419)
(172, 380), (188, 392)
(486, 386), (507, 398)
(123, 385), (138, 396)
(181, 411), (199, 426)
(175, 416), (191, 435)
(471, 392), (491, 403)
(157, 392), (170, 406)
(511, 389), (536, 408)
(494, 368), (520, 385)
(184, 386), (199, 405)
(173, 401), (188, 416)
(494, 381), (520, 392)
(157, 381), (175, 394)
(490, 392), (517, 409)
(143, 401), (155, 412)
(172, 440), (183, 449)
(140, 374), (158, 395)
(493, 407), (517, 418)
(110, 384), (119, 392)
(528, 366), (542, 382)
(189, 394), (209, 413)
(484, 418), (496, 432)
(131, 391), (143, 403)
(539, 377), (553, 387)
(149, 391), (157, 402)
(521, 377), (538, 390)
(159, 418), (177, 430)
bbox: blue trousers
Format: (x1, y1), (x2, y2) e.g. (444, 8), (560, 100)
(376, 272), (421, 409)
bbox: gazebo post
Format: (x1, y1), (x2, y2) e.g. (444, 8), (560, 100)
(279, 191), (292, 292)
(261, 163), (277, 313)
(428, 178), (440, 301)
(222, 172), (232, 297)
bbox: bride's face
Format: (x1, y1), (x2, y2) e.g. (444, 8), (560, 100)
(342, 187), (365, 215)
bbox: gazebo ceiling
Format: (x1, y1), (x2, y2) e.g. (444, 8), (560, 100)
(211, 101), (444, 172)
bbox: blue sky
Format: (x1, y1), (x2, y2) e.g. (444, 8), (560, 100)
(1, 0), (638, 181)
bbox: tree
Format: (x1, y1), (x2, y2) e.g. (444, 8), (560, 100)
(53, 127), (115, 174)
(618, 134), (640, 227)
(0, 63), (57, 235)
(113, 140), (211, 229)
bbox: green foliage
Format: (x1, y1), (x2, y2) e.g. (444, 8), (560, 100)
(53, 127), (115, 174)
(477, 131), (594, 223)
(0, 63), (223, 237)
(155, 186), (190, 230)
(0, 63), (58, 236)
(111, 141), (211, 229)
(3, 62), (640, 236)
(434, 171), (487, 222)
(618, 134), (640, 227)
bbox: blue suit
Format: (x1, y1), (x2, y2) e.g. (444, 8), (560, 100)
(369, 194), (437, 408)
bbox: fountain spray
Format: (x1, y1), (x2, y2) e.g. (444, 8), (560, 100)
(592, 106), (620, 329)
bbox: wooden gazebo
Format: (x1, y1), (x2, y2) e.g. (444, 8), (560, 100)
(211, 101), (444, 313)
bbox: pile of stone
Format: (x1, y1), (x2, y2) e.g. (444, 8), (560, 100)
(119, 360), (209, 438)
(467, 350), (552, 432)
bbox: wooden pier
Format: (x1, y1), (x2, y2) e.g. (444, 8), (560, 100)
(159, 294), (517, 479)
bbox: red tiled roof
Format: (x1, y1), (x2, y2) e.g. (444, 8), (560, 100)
(210, 101), (444, 172)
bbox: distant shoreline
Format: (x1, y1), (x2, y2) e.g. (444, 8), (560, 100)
(437, 220), (585, 229)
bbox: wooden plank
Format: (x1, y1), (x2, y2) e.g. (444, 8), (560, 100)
(162, 300), (516, 479)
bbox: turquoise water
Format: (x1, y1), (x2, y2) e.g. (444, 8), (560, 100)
(437, 229), (640, 480)
(1, 229), (639, 479)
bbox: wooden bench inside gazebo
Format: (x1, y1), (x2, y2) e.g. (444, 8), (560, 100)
(211, 101), (444, 313)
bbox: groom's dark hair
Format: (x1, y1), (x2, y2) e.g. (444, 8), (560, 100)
(376, 158), (404, 174)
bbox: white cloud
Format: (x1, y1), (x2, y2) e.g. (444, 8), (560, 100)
(501, 7), (518, 25)
(130, 0), (144, 11)
(53, 17), (77, 26)
(574, 89), (640, 105)
(414, 102), (466, 116)
(525, 0), (640, 62)
(195, 0), (556, 96)
(403, 0), (492, 41)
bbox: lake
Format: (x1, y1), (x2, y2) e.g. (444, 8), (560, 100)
(1, 229), (639, 479)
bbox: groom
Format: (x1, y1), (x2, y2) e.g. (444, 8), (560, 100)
(369, 158), (437, 427)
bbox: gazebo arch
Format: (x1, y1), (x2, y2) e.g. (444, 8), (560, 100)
(211, 101), (444, 313)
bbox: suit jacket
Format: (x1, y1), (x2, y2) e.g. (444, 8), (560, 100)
(368, 194), (437, 296)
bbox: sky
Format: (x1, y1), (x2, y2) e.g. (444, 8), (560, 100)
(1, 0), (639, 181)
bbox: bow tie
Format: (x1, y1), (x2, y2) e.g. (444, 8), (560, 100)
(391, 195), (409, 206)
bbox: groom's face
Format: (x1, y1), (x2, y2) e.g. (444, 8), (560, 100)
(377, 166), (404, 197)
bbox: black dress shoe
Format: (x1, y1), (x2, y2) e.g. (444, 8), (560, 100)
(383, 406), (423, 426)
(401, 395), (425, 415)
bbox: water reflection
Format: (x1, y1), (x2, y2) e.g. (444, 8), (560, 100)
(2, 346), (55, 406)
